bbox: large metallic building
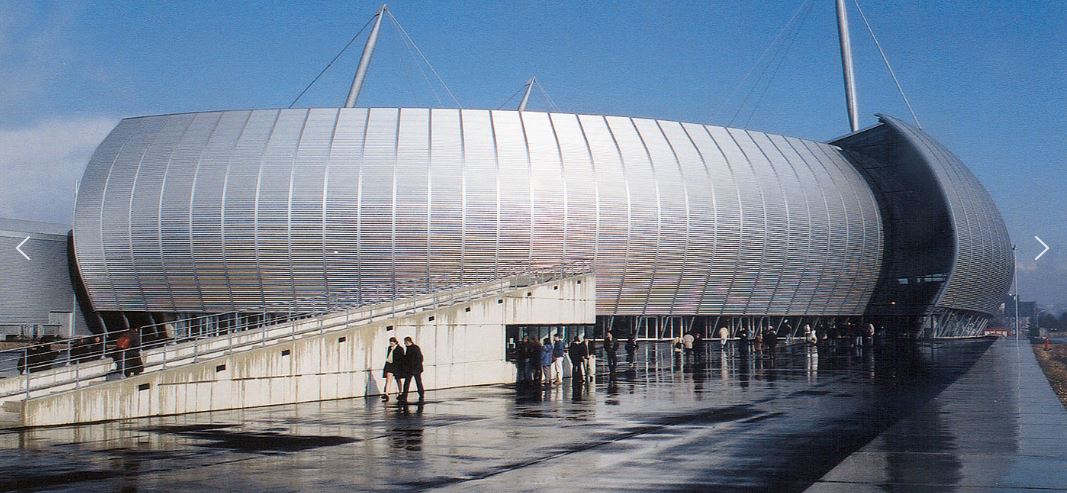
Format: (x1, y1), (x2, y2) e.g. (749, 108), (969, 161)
(71, 108), (1011, 338)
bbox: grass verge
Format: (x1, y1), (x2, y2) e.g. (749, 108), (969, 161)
(1033, 343), (1067, 410)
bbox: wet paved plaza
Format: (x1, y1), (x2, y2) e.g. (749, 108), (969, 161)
(2, 337), (1065, 492)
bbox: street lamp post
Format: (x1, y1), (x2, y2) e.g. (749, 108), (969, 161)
(1013, 244), (1020, 343)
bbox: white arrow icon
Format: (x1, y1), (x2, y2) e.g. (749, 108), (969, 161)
(15, 236), (31, 261)
(1035, 236), (1050, 261)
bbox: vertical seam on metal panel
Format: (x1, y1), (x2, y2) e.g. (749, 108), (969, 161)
(252, 110), (283, 308)
(425, 109), (433, 283)
(725, 129), (767, 316)
(517, 112), (534, 268)
(700, 125), (740, 317)
(125, 123), (164, 311)
(603, 116), (630, 315)
(656, 120), (690, 317)
(187, 113), (223, 312)
(766, 136), (814, 316)
(630, 119), (661, 316)
(458, 110), (466, 281)
(921, 131), (975, 311)
(680, 124), (718, 316)
(220, 111), (253, 311)
(574, 116), (600, 284)
(157, 117), (195, 312)
(97, 121), (140, 311)
(487, 111), (500, 277)
(356, 110), (371, 299)
(286, 110), (312, 306)
(392, 109), (402, 295)
(745, 130), (790, 317)
(781, 137), (831, 317)
(546, 113), (569, 262)
(321, 108), (341, 305)
(799, 139), (851, 315)
(814, 143), (868, 315)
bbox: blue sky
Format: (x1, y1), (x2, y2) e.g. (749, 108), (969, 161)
(1, 0), (1064, 305)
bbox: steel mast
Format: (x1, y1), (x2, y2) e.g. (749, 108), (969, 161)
(345, 4), (387, 108)
(517, 77), (535, 112)
(835, 0), (859, 132)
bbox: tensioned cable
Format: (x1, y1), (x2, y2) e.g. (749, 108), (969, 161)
(386, 10), (463, 108)
(721, 0), (813, 124)
(853, 0), (922, 128)
(288, 15), (376, 109)
(535, 80), (562, 112)
(388, 13), (444, 106)
(742, 0), (815, 127)
(395, 28), (431, 107)
(496, 85), (526, 110)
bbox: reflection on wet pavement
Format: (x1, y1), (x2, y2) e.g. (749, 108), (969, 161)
(1, 338), (1063, 492)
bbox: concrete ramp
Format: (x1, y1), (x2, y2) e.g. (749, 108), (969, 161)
(4, 272), (594, 427)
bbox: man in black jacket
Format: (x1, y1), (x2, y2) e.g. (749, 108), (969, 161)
(400, 336), (425, 403)
(568, 336), (587, 381)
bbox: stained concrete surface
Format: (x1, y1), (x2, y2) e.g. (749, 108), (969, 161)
(0, 337), (1064, 492)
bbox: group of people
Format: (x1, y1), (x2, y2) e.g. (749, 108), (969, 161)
(511, 330), (634, 386)
(381, 336), (426, 403)
(15, 330), (142, 376)
(721, 321), (880, 357)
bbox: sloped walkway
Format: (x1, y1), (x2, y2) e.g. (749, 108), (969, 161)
(809, 337), (1067, 492)
(1, 338), (1063, 492)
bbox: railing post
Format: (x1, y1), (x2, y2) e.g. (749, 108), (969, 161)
(24, 348), (30, 400)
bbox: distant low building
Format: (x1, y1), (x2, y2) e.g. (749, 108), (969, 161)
(0, 218), (88, 338)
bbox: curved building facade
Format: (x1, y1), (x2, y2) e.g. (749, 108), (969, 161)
(835, 115), (1014, 337)
(73, 108), (884, 318)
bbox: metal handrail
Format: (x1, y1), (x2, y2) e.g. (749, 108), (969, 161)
(0, 262), (590, 401)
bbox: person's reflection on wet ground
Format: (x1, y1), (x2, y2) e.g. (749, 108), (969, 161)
(605, 374), (619, 403)
(738, 352), (751, 390)
(390, 402), (424, 453)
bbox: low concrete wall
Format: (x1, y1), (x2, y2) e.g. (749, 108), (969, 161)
(19, 274), (594, 427)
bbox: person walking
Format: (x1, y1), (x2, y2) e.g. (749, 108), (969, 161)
(718, 326), (730, 352)
(552, 334), (566, 383)
(582, 335), (596, 382)
(765, 326), (778, 359)
(568, 335), (587, 381)
(603, 331), (619, 373)
(399, 336), (425, 403)
(738, 326), (750, 354)
(382, 337), (404, 401)
(625, 335), (638, 366)
(682, 332), (695, 361)
(540, 337), (554, 384)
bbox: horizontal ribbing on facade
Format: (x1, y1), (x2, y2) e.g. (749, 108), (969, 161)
(73, 108), (884, 316)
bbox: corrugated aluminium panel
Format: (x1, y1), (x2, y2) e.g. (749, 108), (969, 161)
(74, 108), (892, 318)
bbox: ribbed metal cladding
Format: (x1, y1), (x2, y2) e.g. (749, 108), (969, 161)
(73, 108), (883, 316)
(879, 116), (1013, 316)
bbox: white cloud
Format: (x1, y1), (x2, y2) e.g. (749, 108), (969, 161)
(0, 116), (117, 224)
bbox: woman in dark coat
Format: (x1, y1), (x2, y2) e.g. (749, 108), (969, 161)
(382, 337), (404, 401)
